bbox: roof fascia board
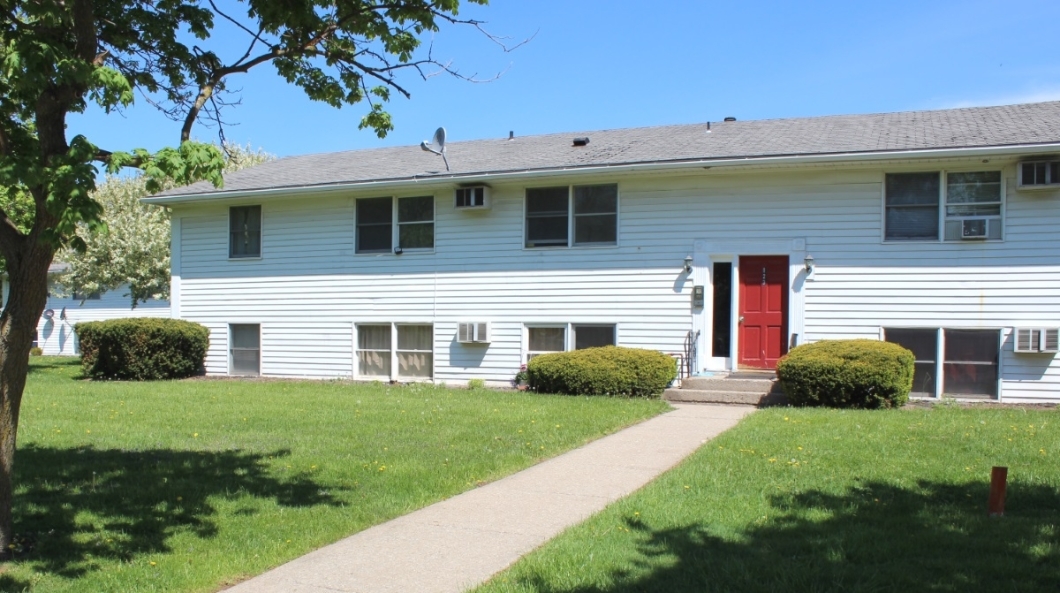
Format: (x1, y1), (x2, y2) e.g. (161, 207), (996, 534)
(142, 142), (1060, 205)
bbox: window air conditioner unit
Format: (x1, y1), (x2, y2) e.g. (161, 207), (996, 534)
(457, 322), (491, 344)
(1014, 327), (1059, 353)
(454, 186), (490, 210)
(960, 218), (988, 240)
(1018, 159), (1060, 190)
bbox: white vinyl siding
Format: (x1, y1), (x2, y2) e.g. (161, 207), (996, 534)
(173, 162), (1060, 401)
(29, 284), (170, 356)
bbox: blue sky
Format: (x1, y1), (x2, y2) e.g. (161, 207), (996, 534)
(69, 0), (1060, 160)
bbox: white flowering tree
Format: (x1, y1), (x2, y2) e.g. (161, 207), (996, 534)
(60, 145), (272, 306)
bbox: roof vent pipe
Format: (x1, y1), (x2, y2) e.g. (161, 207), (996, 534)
(572, 137), (590, 147)
(509, 131), (514, 140)
(724, 116), (737, 122)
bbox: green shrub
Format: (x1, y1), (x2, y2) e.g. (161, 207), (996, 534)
(29, 347), (43, 357)
(527, 346), (676, 397)
(76, 318), (209, 380)
(467, 378), (486, 390)
(776, 339), (914, 409)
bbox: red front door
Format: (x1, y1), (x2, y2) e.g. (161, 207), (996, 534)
(738, 256), (789, 369)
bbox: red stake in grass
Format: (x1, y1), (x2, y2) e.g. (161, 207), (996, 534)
(988, 466), (1008, 517)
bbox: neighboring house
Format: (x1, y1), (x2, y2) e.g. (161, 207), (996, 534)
(2, 263), (171, 355)
(145, 101), (1060, 403)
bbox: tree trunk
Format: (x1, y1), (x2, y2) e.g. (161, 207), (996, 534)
(0, 246), (54, 558)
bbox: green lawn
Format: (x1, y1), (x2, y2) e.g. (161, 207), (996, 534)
(4, 357), (669, 593)
(476, 405), (1060, 593)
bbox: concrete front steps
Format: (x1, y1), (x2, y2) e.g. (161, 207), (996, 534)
(664, 371), (787, 406)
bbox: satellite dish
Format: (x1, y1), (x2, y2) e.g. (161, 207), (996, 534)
(419, 127), (450, 171)
(43, 309), (54, 320)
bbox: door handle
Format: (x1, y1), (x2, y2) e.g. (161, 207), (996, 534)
(738, 316), (744, 324)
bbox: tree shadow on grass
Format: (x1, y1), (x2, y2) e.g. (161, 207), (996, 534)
(26, 356), (81, 375)
(519, 480), (1060, 593)
(12, 444), (344, 579)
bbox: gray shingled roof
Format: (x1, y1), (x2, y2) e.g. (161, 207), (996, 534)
(157, 101), (1060, 198)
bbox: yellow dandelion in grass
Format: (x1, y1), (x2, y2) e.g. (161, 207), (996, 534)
(768, 458), (777, 463)
(378, 465), (387, 472)
(797, 446), (803, 451)
(85, 430), (91, 434)
(193, 433), (199, 438)
(149, 561), (157, 566)
(683, 485), (690, 489)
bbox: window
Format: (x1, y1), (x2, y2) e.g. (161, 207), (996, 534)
(397, 325), (433, 379)
(885, 173), (940, 240)
(230, 206), (262, 258)
(884, 328), (937, 396)
(884, 327), (999, 398)
(72, 291), (101, 301)
(528, 327), (566, 360)
(526, 323), (617, 362)
(398, 197), (434, 250)
(357, 325), (391, 377)
(229, 324), (260, 376)
(943, 329), (998, 398)
(884, 171), (1002, 241)
(525, 184), (617, 248)
(357, 197), (434, 253)
(357, 324), (434, 380)
(357, 198), (393, 253)
(943, 172), (1002, 240)
(573, 324), (616, 349)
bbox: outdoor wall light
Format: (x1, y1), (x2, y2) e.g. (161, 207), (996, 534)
(683, 255), (694, 273)
(804, 254), (815, 273)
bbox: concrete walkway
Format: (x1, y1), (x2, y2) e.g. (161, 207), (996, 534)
(225, 403), (754, 593)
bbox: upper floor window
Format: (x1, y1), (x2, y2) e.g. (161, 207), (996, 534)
(230, 206), (262, 258)
(357, 196), (434, 253)
(884, 172), (1002, 241)
(525, 184), (617, 248)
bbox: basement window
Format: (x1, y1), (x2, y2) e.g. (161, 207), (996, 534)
(229, 324), (261, 376)
(884, 327), (999, 398)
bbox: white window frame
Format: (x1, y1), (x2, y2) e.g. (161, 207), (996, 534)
(229, 323), (261, 377)
(881, 170), (1005, 243)
(523, 323), (619, 363)
(524, 184), (620, 249)
(356, 196), (435, 254)
(525, 324), (568, 363)
(883, 326), (1002, 399)
(355, 323), (435, 381)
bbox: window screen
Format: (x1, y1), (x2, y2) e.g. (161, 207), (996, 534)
(230, 206), (262, 258)
(358, 324), (391, 377)
(397, 325), (433, 379)
(943, 329), (998, 398)
(398, 196), (434, 249)
(357, 197), (393, 253)
(574, 325), (616, 350)
(573, 184), (617, 245)
(885, 328), (937, 396)
(230, 324), (260, 376)
(525, 187), (569, 247)
(885, 173), (939, 240)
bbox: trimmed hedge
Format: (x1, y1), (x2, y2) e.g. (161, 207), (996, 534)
(527, 346), (677, 397)
(775, 339), (914, 409)
(76, 318), (209, 380)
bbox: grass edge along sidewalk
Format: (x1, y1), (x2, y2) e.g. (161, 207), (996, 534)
(5, 357), (670, 593)
(474, 406), (1060, 593)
